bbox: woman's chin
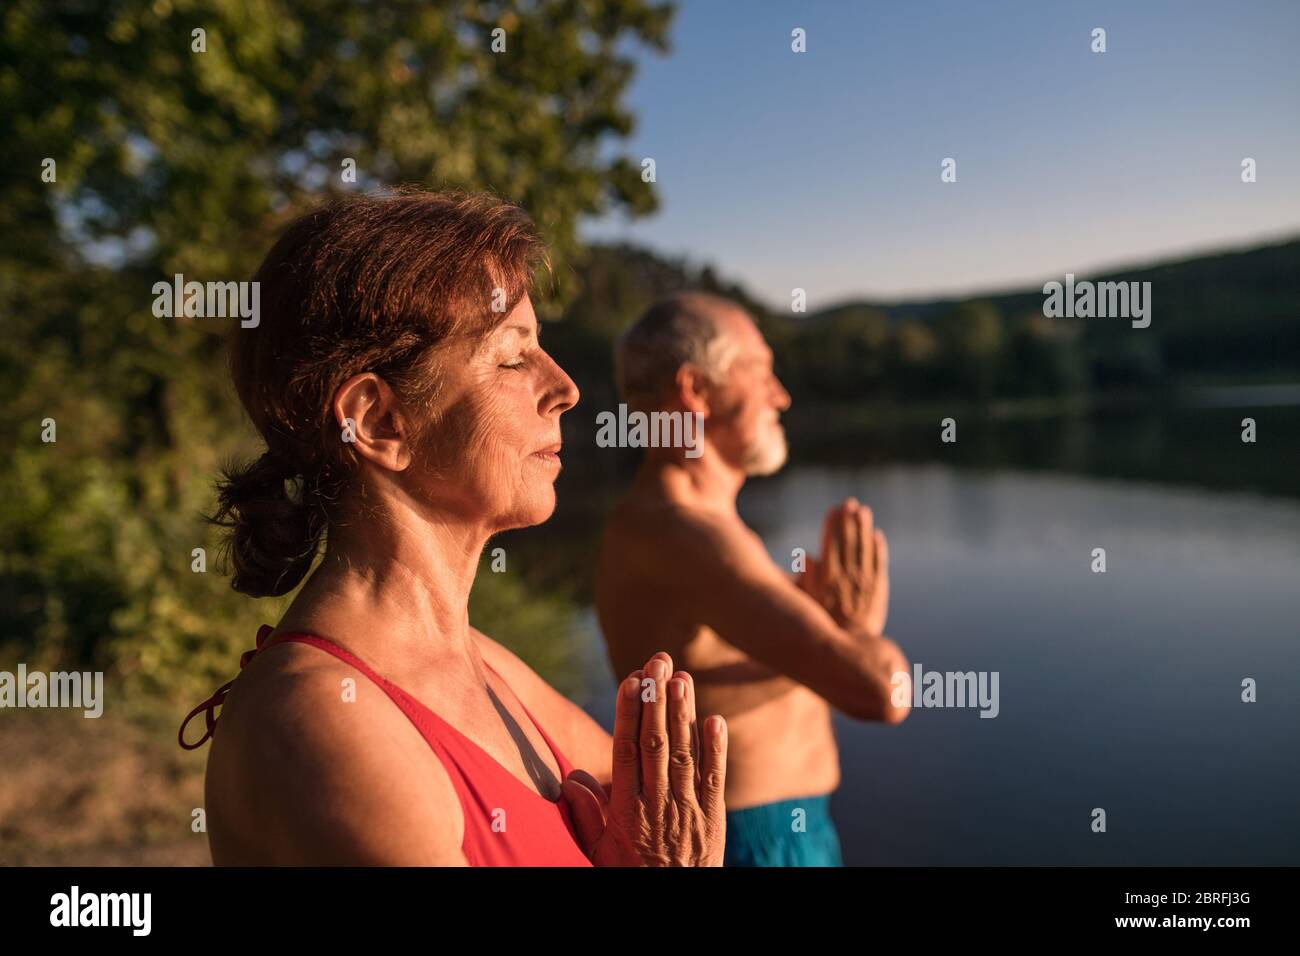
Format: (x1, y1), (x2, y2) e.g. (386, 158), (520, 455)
(496, 491), (557, 531)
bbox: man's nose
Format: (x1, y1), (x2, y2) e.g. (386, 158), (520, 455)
(772, 376), (792, 411)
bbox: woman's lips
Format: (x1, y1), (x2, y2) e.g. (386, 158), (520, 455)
(530, 443), (562, 465)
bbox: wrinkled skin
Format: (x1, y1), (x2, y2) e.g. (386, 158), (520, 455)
(563, 652), (727, 866)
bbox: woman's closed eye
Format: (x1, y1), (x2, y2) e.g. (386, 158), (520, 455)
(499, 346), (539, 370)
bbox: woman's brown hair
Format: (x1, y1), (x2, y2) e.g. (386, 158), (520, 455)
(212, 189), (547, 597)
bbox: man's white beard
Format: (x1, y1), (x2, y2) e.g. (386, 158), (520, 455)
(742, 420), (788, 477)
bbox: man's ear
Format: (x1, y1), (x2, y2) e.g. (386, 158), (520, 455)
(676, 363), (713, 417)
(332, 372), (414, 472)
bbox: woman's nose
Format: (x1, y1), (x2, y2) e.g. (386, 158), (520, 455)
(540, 353), (580, 416)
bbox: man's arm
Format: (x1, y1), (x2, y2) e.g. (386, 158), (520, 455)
(668, 511), (910, 723)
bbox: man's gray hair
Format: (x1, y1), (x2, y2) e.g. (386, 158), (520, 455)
(615, 291), (743, 411)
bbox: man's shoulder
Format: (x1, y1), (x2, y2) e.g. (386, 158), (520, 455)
(603, 492), (764, 575)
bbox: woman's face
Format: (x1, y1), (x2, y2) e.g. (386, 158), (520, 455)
(409, 295), (579, 532)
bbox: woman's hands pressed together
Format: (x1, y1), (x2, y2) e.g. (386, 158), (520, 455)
(562, 653), (727, 866)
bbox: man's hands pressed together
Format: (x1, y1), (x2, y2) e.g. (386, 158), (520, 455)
(800, 497), (890, 637)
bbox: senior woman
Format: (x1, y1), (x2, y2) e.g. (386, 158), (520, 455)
(178, 189), (727, 866)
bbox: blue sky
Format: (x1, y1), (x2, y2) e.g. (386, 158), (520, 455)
(582, 0), (1300, 308)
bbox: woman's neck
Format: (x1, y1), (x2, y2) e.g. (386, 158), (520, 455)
(281, 496), (490, 667)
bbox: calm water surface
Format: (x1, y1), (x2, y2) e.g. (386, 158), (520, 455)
(553, 405), (1300, 864)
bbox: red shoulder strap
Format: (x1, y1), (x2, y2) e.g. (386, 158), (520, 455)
(178, 624), (278, 750)
(179, 627), (574, 784)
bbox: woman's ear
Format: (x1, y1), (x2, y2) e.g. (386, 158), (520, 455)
(332, 372), (414, 472)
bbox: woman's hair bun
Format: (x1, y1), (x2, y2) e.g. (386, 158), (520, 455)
(210, 450), (326, 597)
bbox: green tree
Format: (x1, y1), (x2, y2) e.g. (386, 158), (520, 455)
(0, 0), (671, 706)
(1000, 312), (1086, 398)
(889, 319), (941, 397)
(935, 300), (1004, 401)
(794, 305), (891, 400)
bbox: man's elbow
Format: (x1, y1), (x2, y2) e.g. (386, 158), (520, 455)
(859, 691), (911, 725)
(879, 698), (911, 725)
(837, 682), (910, 724)
(839, 645), (911, 724)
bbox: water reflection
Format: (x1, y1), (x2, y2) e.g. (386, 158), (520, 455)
(750, 465), (1300, 864)
(573, 464), (1300, 864)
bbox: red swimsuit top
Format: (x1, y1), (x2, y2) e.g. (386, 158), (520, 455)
(179, 625), (593, 867)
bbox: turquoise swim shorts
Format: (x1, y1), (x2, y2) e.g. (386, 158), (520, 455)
(723, 793), (843, 867)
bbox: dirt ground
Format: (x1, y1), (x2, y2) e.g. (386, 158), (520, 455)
(0, 707), (212, 866)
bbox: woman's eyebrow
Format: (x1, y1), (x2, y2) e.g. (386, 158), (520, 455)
(503, 324), (538, 341)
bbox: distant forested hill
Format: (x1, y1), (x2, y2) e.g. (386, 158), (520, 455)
(552, 236), (1300, 407)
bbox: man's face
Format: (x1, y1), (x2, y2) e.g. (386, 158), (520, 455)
(704, 309), (792, 477)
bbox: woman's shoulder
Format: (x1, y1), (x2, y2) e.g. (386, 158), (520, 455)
(217, 636), (374, 743)
(204, 636), (466, 864)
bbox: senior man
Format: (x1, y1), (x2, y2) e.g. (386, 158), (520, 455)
(596, 292), (910, 867)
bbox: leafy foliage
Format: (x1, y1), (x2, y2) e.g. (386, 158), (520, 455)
(0, 0), (670, 705)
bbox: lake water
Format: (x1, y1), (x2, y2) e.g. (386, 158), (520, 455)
(741, 464), (1300, 864)
(516, 402), (1300, 864)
